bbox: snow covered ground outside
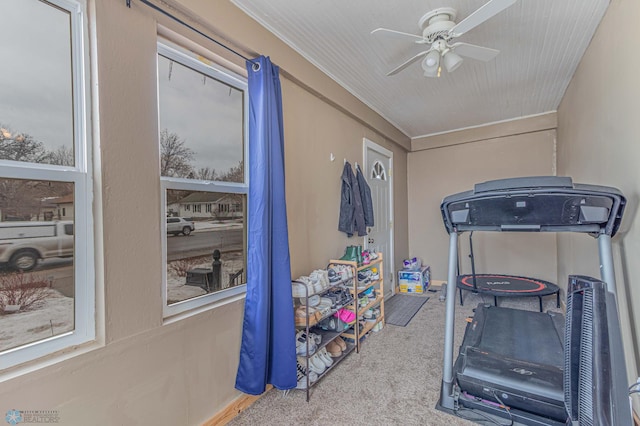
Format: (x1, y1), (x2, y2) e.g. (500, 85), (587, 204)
(0, 221), (244, 352)
(167, 250), (244, 304)
(0, 288), (74, 352)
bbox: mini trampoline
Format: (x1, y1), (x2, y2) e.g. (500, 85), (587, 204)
(457, 232), (560, 312)
(457, 274), (560, 312)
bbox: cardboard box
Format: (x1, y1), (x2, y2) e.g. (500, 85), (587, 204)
(398, 266), (430, 294)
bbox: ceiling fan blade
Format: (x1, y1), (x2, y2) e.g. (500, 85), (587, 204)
(371, 28), (426, 43)
(450, 42), (499, 61)
(450, 0), (517, 37)
(386, 50), (431, 76)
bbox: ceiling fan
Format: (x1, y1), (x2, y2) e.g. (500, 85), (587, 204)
(371, 0), (517, 77)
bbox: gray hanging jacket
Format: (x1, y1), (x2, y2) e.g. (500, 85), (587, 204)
(338, 162), (367, 237)
(356, 164), (374, 227)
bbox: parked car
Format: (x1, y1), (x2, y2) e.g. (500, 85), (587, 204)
(166, 217), (195, 236)
(0, 221), (74, 271)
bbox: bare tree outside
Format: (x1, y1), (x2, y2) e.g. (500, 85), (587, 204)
(1, 124), (75, 167)
(195, 167), (219, 181)
(47, 145), (74, 167)
(219, 160), (243, 183)
(160, 129), (194, 178)
(0, 125), (50, 164)
(0, 125), (74, 221)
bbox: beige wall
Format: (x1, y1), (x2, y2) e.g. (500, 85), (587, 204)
(0, 0), (409, 424)
(282, 81), (409, 276)
(408, 127), (557, 284)
(557, 0), (640, 388)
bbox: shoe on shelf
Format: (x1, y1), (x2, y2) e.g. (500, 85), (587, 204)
(292, 278), (313, 298)
(326, 340), (342, 357)
(357, 271), (371, 288)
(310, 270), (326, 289)
(340, 290), (354, 306)
(360, 287), (374, 297)
(321, 269), (330, 288)
(317, 347), (334, 368)
(296, 357), (318, 389)
(317, 316), (337, 331)
(339, 263), (355, 279)
(333, 265), (347, 281)
(327, 268), (341, 284)
(308, 273), (323, 294)
(334, 336), (347, 351)
(295, 306), (320, 327)
(339, 246), (359, 263)
(362, 250), (379, 261)
(369, 267), (380, 281)
(296, 330), (317, 356)
(308, 332), (322, 345)
(308, 354), (326, 375)
(298, 294), (321, 307)
(335, 308), (356, 324)
(315, 298), (333, 318)
(324, 292), (340, 308)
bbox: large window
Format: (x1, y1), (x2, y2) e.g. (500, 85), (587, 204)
(0, 0), (94, 369)
(158, 42), (248, 318)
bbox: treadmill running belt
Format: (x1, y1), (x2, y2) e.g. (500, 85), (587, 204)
(476, 305), (564, 366)
(455, 304), (566, 422)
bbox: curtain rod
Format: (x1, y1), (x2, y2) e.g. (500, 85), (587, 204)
(126, 0), (260, 69)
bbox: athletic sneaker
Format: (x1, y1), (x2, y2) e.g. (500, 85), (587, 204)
(327, 268), (340, 283)
(295, 330), (317, 356)
(357, 271), (371, 288)
(296, 357), (318, 389)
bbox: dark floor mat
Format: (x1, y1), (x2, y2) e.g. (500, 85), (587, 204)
(385, 294), (429, 326)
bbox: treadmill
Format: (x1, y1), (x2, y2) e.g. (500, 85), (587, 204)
(436, 176), (628, 424)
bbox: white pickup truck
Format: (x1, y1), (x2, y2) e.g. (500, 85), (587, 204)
(0, 221), (74, 271)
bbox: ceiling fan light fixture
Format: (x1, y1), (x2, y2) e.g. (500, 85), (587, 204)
(375, 0), (516, 77)
(422, 50), (440, 75)
(423, 66), (439, 78)
(443, 50), (463, 72)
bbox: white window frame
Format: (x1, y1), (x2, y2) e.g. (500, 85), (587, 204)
(0, 0), (95, 370)
(157, 42), (249, 319)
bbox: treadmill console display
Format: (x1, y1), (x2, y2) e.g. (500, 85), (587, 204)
(447, 194), (613, 229)
(441, 176), (625, 236)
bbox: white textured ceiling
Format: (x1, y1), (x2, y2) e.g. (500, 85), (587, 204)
(231, 0), (609, 139)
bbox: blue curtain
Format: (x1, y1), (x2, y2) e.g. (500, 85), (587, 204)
(235, 56), (296, 395)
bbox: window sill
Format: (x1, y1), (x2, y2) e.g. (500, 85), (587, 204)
(163, 284), (247, 325)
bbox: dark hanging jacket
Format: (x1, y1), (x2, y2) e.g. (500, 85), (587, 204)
(356, 164), (374, 227)
(338, 162), (367, 237)
(338, 162), (356, 237)
(350, 165), (367, 237)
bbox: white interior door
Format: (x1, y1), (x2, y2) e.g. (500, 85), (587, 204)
(363, 138), (394, 298)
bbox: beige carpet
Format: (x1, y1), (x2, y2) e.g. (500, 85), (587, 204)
(228, 286), (562, 426)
